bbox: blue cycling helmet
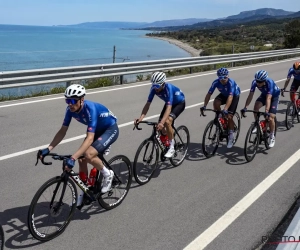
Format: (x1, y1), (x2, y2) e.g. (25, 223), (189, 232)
(255, 70), (268, 81)
(217, 67), (229, 77)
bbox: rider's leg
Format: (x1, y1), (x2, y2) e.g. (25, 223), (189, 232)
(268, 96), (279, 148)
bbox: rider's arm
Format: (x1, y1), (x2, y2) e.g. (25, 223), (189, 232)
(283, 69), (293, 89)
(48, 125), (69, 151)
(203, 93), (212, 106)
(138, 102), (151, 121)
(244, 92), (254, 108)
(160, 105), (172, 124)
(71, 132), (95, 160)
(265, 94), (272, 113)
(224, 95), (233, 110)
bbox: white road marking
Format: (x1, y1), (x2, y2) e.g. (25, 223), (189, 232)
(184, 148), (300, 250)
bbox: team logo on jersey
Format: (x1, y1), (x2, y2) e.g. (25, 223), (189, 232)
(88, 127), (93, 131)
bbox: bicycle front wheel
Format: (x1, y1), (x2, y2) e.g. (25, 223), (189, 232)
(98, 155), (132, 210)
(27, 176), (77, 241)
(285, 102), (298, 130)
(232, 112), (241, 145)
(202, 120), (220, 158)
(133, 139), (159, 185)
(244, 123), (260, 162)
(170, 125), (190, 166)
(0, 224), (4, 250)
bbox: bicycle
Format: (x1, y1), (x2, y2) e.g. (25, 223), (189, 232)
(27, 152), (132, 241)
(0, 224), (4, 250)
(281, 90), (300, 130)
(200, 109), (241, 158)
(132, 121), (190, 185)
(241, 110), (277, 162)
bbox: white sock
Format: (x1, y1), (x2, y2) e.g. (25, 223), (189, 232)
(101, 166), (110, 177)
(170, 139), (175, 148)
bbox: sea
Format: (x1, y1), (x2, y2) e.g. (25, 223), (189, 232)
(0, 24), (190, 97)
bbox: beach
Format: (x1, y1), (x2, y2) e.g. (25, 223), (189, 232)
(146, 36), (202, 57)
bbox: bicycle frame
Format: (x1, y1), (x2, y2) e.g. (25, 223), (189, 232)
(200, 109), (229, 134)
(133, 121), (186, 152)
(282, 90), (300, 109)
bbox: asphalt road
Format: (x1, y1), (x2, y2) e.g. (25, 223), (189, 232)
(0, 58), (300, 250)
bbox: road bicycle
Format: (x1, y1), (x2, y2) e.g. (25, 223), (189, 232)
(0, 224), (4, 250)
(27, 151), (132, 241)
(281, 90), (300, 130)
(200, 109), (241, 158)
(242, 110), (277, 162)
(132, 121), (190, 185)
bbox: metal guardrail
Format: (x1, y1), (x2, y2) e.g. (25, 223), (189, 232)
(1, 48), (300, 89)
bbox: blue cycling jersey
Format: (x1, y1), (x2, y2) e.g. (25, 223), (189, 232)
(287, 68), (300, 80)
(147, 83), (185, 105)
(208, 78), (240, 97)
(63, 100), (117, 133)
(250, 78), (280, 97)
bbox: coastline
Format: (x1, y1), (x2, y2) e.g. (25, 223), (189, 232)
(145, 35), (202, 57)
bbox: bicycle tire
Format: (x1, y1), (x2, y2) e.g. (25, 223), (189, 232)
(244, 123), (260, 162)
(285, 102), (298, 130)
(98, 155), (132, 210)
(170, 125), (190, 166)
(133, 139), (159, 185)
(232, 112), (241, 145)
(202, 120), (220, 158)
(0, 224), (4, 250)
(27, 176), (77, 241)
(264, 117), (277, 150)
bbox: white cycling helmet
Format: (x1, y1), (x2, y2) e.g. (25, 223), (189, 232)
(151, 72), (166, 85)
(64, 84), (86, 98)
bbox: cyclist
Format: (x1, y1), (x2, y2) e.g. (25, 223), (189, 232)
(200, 67), (241, 148)
(241, 70), (280, 148)
(134, 71), (185, 158)
(37, 84), (118, 207)
(281, 61), (300, 115)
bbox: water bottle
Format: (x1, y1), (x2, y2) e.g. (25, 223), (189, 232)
(219, 118), (227, 129)
(79, 171), (88, 183)
(296, 99), (300, 108)
(260, 120), (266, 132)
(160, 134), (170, 147)
(88, 167), (97, 187)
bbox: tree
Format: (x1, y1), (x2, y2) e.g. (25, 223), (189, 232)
(284, 20), (300, 48)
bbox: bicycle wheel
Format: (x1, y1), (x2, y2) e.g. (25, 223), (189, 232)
(264, 117), (277, 149)
(0, 224), (4, 250)
(202, 120), (221, 158)
(285, 102), (299, 130)
(244, 123), (260, 162)
(27, 176), (77, 241)
(133, 139), (159, 185)
(232, 112), (241, 145)
(170, 125), (190, 166)
(98, 155), (132, 210)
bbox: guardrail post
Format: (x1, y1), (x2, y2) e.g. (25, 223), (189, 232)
(120, 75), (123, 85)
(189, 67), (193, 74)
(213, 64), (216, 70)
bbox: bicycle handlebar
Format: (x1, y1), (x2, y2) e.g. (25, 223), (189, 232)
(200, 109), (223, 117)
(35, 152), (84, 168)
(240, 110), (266, 118)
(133, 120), (158, 131)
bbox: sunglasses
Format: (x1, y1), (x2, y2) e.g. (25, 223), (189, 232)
(218, 76), (228, 80)
(65, 99), (79, 105)
(256, 80), (265, 84)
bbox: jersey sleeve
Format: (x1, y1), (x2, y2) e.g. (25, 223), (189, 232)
(208, 81), (217, 94)
(86, 106), (98, 133)
(147, 88), (156, 103)
(165, 84), (173, 105)
(287, 68), (294, 79)
(62, 107), (72, 127)
(250, 80), (256, 93)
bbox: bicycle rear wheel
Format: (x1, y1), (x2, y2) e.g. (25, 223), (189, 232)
(133, 139), (159, 185)
(98, 155), (132, 210)
(202, 120), (221, 158)
(285, 102), (299, 130)
(0, 224), (4, 250)
(244, 123), (260, 162)
(170, 125), (190, 166)
(27, 176), (77, 241)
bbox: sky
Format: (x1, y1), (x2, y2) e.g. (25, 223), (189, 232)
(0, 0), (297, 26)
